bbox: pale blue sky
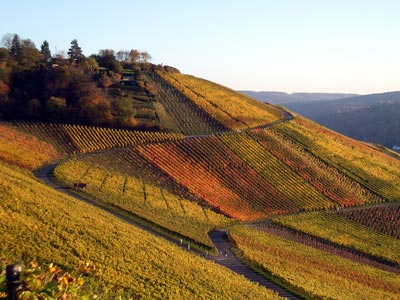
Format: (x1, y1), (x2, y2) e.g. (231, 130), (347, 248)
(1, 0), (399, 94)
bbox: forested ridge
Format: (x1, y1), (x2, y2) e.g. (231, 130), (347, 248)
(0, 34), (161, 129)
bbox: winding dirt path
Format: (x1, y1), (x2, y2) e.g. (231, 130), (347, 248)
(34, 163), (302, 300)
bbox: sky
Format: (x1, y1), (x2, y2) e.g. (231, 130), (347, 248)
(1, 0), (399, 94)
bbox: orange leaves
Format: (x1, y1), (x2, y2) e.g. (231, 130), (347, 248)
(0, 123), (60, 169)
(13, 121), (184, 155)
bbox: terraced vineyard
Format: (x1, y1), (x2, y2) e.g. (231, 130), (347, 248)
(0, 161), (281, 299)
(2, 66), (400, 299)
(338, 205), (400, 239)
(0, 123), (61, 169)
(271, 211), (400, 265)
(54, 158), (233, 250)
(156, 70), (283, 130)
(13, 121), (184, 154)
(146, 71), (227, 135)
(229, 225), (400, 300)
(274, 115), (400, 201)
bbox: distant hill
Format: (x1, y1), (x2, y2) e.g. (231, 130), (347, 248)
(240, 91), (358, 105)
(245, 90), (400, 151)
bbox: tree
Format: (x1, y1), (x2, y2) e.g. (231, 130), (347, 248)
(45, 96), (66, 119)
(129, 49), (140, 63)
(116, 50), (129, 62)
(40, 40), (52, 62)
(77, 57), (99, 74)
(19, 39), (41, 69)
(96, 49), (122, 73)
(140, 51), (151, 63)
(10, 34), (21, 57)
(67, 39), (84, 62)
(27, 98), (42, 118)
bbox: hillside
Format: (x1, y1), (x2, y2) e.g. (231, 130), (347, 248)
(0, 65), (399, 299)
(245, 90), (400, 151)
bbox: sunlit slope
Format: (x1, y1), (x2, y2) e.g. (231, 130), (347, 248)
(0, 161), (282, 300)
(54, 157), (233, 250)
(272, 210), (400, 264)
(273, 115), (400, 201)
(229, 225), (400, 300)
(136, 119), (394, 221)
(12, 121), (184, 154)
(156, 70), (284, 130)
(146, 71), (227, 135)
(0, 123), (61, 169)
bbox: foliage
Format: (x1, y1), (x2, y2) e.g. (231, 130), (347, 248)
(0, 161), (280, 300)
(229, 225), (400, 300)
(12, 121), (184, 155)
(274, 115), (400, 201)
(0, 34), (157, 129)
(0, 123), (60, 169)
(0, 257), (97, 300)
(145, 71), (226, 135)
(338, 205), (400, 239)
(157, 70), (283, 130)
(54, 158), (233, 250)
(272, 211), (400, 264)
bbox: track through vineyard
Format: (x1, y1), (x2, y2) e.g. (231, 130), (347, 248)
(254, 222), (400, 274)
(30, 109), (399, 299)
(34, 163), (302, 299)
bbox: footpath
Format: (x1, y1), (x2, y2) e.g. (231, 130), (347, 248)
(34, 164), (302, 300)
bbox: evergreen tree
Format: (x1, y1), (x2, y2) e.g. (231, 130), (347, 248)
(10, 34), (21, 57)
(40, 40), (52, 62)
(67, 39), (84, 61)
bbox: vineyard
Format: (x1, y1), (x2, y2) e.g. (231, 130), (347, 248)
(248, 128), (383, 206)
(0, 161), (281, 300)
(271, 211), (400, 265)
(0, 123), (61, 169)
(229, 225), (400, 300)
(146, 71), (227, 135)
(1, 67), (400, 299)
(156, 70), (283, 130)
(338, 205), (400, 239)
(273, 115), (400, 201)
(137, 135), (304, 221)
(54, 158), (233, 250)
(12, 121), (184, 154)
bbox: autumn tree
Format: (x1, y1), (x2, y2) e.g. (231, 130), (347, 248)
(45, 96), (67, 121)
(19, 39), (41, 69)
(95, 49), (122, 73)
(140, 51), (151, 62)
(129, 49), (141, 63)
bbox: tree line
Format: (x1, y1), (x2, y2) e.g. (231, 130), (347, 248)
(0, 34), (155, 127)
